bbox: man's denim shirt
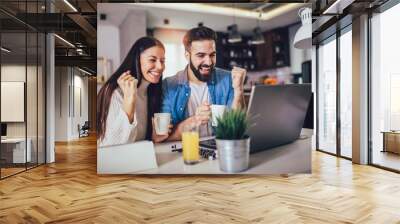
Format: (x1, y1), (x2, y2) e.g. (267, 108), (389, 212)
(161, 66), (234, 125)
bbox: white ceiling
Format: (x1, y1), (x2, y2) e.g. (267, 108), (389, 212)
(97, 4), (132, 26)
(98, 3), (305, 35)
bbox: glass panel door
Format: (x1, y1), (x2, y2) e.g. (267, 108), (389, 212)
(27, 30), (38, 169)
(1, 30), (28, 177)
(370, 3), (400, 171)
(318, 36), (337, 154)
(0, 1), (46, 178)
(339, 28), (352, 158)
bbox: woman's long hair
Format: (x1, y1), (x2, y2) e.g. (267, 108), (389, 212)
(97, 37), (164, 141)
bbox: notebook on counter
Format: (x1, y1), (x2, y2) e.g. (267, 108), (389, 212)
(97, 141), (158, 174)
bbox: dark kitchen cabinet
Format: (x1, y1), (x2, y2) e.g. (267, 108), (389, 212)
(216, 32), (258, 71)
(256, 27), (290, 70)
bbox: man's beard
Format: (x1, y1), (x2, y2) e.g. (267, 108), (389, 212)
(189, 58), (214, 82)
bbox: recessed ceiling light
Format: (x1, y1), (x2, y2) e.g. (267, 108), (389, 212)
(78, 67), (93, 76)
(1, 47), (11, 53)
(54, 34), (75, 48)
(63, 0), (78, 12)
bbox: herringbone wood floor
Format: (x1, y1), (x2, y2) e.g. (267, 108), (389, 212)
(1, 135), (400, 224)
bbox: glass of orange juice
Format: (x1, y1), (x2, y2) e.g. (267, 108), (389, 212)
(182, 123), (200, 165)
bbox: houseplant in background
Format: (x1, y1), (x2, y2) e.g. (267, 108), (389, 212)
(215, 109), (250, 173)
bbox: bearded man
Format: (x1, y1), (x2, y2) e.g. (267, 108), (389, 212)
(161, 26), (246, 140)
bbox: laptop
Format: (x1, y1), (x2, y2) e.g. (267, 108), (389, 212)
(200, 84), (312, 153)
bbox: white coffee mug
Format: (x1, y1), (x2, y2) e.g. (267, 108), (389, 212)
(211, 105), (226, 127)
(154, 113), (171, 135)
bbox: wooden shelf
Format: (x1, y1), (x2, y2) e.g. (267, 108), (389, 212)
(216, 32), (258, 71)
(216, 26), (291, 71)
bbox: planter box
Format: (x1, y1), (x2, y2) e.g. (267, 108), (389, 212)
(382, 131), (400, 154)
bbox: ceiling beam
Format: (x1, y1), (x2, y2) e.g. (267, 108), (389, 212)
(86, 0), (97, 12)
(55, 55), (96, 71)
(67, 13), (97, 39)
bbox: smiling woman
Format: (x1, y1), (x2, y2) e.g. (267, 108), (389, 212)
(97, 37), (169, 147)
(140, 46), (165, 84)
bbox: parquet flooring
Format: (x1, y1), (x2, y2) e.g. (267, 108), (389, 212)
(1, 167), (25, 178)
(1, 135), (400, 223)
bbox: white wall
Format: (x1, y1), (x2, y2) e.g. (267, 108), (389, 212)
(71, 74), (89, 139)
(288, 23), (311, 74)
(1, 64), (46, 164)
(97, 5), (147, 84)
(55, 67), (89, 141)
(153, 28), (187, 78)
(98, 25), (120, 79)
(119, 10), (147, 63)
(55, 67), (69, 141)
(79, 75), (89, 124)
(1, 65), (37, 137)
(1, 65), (26, 140)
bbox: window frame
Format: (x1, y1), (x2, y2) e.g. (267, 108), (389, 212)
(367, 0), (400, 173)
(315, 22), (353, 161)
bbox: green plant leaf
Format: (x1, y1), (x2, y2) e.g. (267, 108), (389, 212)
(215, 109), (249, 140)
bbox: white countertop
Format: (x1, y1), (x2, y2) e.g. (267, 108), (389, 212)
(136, 129), (312, 174)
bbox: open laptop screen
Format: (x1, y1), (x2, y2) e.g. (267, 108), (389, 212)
(246, 84), (312, 153)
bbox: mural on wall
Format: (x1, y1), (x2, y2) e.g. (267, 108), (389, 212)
(96, 3), (313, 175)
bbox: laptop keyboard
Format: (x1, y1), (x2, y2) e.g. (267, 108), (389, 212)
(200, 139), (217, 160)
(200, 147), (217, 160)
(199, 139), (216, 149)
(171, 139), (218, 160)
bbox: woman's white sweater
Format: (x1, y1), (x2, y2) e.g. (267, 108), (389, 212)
(99, 80), (149, 147)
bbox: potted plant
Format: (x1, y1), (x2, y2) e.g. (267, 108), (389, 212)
(215, 109), (250, 173)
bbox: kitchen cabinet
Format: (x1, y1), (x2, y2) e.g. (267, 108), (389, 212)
(256, 27), (290, 70)
(216, 32), (258, 71)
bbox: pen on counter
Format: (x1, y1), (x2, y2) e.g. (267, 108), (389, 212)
(171, 144), (182, 152)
